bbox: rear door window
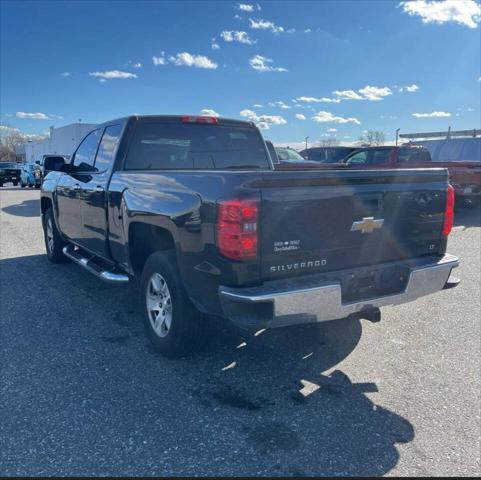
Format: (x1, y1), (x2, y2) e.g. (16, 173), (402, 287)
(370, 149), (390, 164)
(125, 121), (270, 170)
(95, 124), (123, 171)
(398, 148), (431, 163)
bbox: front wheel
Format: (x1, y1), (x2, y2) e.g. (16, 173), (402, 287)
(140, 251), (201, 357)
(43, 208), (68, 263)
(12, 181), (18, 186)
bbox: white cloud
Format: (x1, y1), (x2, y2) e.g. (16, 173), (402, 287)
(412, 111), (452, 117)
(220, 30), (256, 45)
(304, 28), (312, 33)
(249, 18), (285, 34)
(358, 85), (393, 100)
(295, 114), (306, 120)
(199, 108), (220, 117)
(268, 101), (291, 109)
(152, 52), (168, 65)
(399, 1), (481, 29)
(333, 86), (393, 101)
(296, 96), (341, 103)
(312, 111), (361, 124)
(333, 89), (364, 100)
(399, 83), (419, 92)
(0, 125), (20, 132)
(249, 54), (287, 72)
(89, 70), (138, 79)
(16, 112), (48, 120)
(240, 109), (287, 128)
(236, 3), (260, 12)
(61, 72), (71, 77)
(125, 61), (142, 69)
(253, 104), (263, 108)
(327, 128), (338, 132)
(15, 112), (62, 120)
(169, 52), (218, 69)
(211, 38), (221, 50)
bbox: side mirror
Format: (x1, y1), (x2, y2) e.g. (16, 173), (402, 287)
(44, 156), (66, 172)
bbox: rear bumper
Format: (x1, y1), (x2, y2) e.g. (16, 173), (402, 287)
(219, 254), (459, 329)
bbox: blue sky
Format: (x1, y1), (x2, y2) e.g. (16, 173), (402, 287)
(1, 0), (480, 145)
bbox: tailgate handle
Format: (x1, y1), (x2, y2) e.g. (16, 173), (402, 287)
(359, 193), (383, 209)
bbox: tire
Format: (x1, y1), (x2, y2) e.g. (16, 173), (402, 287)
(140, 250), (201, 357)
(35, 184), (40, 189)
(20, 179), (26, 188)
(43, 208), (68, 263)
(13, 181), (18, 186)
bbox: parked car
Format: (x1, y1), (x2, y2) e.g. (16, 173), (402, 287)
(265, 141), (326, 170)
(41, 115), (459, 357)
(0, 161), (21, 187)
(412, 138), (481, 207)
(20, 163), (42, 188)
(343, 144), (481, 207)
(299, 146), (358, 163)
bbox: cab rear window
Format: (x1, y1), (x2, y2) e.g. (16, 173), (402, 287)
(125, 121), (270, 170)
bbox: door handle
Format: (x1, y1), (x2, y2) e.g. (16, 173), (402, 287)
(94, 185), (104, 193)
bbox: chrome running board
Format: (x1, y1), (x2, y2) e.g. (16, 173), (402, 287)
(62, 245), (129, 284)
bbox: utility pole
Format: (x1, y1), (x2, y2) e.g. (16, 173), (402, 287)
(305, 136), (310, 151)
(395, 128), (400, 146)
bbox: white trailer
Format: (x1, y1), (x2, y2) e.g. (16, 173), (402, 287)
(25, 122), (97, 164)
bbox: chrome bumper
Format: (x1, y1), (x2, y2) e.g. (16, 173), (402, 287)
(219, 254), (459, 329)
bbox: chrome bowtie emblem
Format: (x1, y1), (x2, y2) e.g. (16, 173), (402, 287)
(350, 217), (384, 234)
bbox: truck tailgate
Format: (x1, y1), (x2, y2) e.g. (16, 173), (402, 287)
(257, 169), (448, 280)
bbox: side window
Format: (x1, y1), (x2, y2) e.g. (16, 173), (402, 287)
(370, 150), (390, 164)
(72, 129), (101, 171)
(346, 151), (368, 165)
(95, 125), (123, 171)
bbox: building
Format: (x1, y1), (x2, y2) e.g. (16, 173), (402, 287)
(24, 122), (96, 164)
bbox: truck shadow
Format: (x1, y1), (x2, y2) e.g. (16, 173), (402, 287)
(0, 253), (414, 477)
(1, 198), (40, 218)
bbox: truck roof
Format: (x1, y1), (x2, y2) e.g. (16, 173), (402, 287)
(96, 115), (255, 129)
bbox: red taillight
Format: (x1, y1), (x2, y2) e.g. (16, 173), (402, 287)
(442, 183), (455, 236)
(181, 115), (218, 125)
(217, 199), (258, 260)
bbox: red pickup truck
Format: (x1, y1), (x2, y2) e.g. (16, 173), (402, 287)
(343, 144), (481, 207)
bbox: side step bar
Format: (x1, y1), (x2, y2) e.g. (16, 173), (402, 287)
(62, 246), (129, 284)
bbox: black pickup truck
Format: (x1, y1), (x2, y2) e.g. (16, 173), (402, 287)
(0, 161), (22, 187)
(41, 115), (459, 356)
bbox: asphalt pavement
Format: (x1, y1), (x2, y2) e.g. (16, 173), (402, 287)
(0, 186), (480, 476)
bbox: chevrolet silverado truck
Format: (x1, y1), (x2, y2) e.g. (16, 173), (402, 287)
(41, 115), (460, 356)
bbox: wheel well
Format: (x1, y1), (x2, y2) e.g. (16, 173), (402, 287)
(129, 223), (176, 275)
(41, 197), (52, 215)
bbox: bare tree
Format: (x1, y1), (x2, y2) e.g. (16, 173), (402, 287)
(358, 130), (385, 146)
(320, 138), (340, 147)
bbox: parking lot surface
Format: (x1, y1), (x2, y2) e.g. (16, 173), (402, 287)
(1, 186), (480, 476)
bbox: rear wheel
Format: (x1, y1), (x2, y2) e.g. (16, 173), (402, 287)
(43, 208), (68, 263)
(140, 251), (201, 357)
(12, 180), (18, 186)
